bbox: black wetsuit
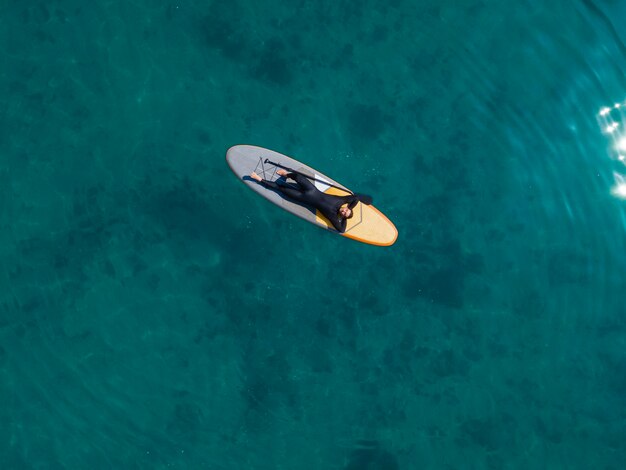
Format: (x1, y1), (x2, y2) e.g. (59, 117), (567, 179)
(259, 171), (359, 233)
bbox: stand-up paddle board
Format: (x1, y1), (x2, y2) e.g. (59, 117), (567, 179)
(226, 145), (398, 246)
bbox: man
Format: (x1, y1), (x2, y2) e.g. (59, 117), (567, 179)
(250, 169), (358, 233)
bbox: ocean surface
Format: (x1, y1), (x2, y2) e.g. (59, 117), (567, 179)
(2, 0), (626, 468)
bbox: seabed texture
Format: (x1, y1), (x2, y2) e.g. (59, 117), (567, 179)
(2, 1), (626, 468)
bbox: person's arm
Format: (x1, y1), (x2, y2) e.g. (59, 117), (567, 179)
(327, 213), (347, 233)
(345, 194), (359, 209)
(323, 195), (358, 233)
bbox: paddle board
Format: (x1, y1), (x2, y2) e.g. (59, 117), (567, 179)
(226, 145), (398, 246)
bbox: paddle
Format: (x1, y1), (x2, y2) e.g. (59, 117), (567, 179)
(263, 158), (373, 205)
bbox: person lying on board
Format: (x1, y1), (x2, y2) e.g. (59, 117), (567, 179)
(251, 169), (358, 233)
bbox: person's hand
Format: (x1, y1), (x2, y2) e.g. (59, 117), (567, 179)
(277, 169), (288, 176)
(250, 172), (262, 182)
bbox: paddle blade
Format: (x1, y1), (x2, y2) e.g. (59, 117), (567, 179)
(356, 193), (373, 205)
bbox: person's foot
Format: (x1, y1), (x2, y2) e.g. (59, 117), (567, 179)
(250, 172), (262, 182)
(277, 169), (288, 176)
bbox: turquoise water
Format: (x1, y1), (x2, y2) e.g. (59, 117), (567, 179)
(2, 0), (626, 468)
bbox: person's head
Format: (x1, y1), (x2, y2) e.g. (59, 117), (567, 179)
(339, 205), (353, 219)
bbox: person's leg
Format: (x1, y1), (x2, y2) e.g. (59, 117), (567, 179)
(251, 172), (309, 203)
(290, 172), (317, 192)
(276, 168), (316, 192)
(265, 180), (308, 200)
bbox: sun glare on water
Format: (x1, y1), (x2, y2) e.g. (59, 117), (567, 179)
(597, 101), (626, 199)
(610, 173), (626, 200)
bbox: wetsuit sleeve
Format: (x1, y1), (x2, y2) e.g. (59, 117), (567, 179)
(328, 214), (347, 233)
(323, 195), (357, 233)
(345, 195), (359, 209)
(327, 195), (358, 233)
